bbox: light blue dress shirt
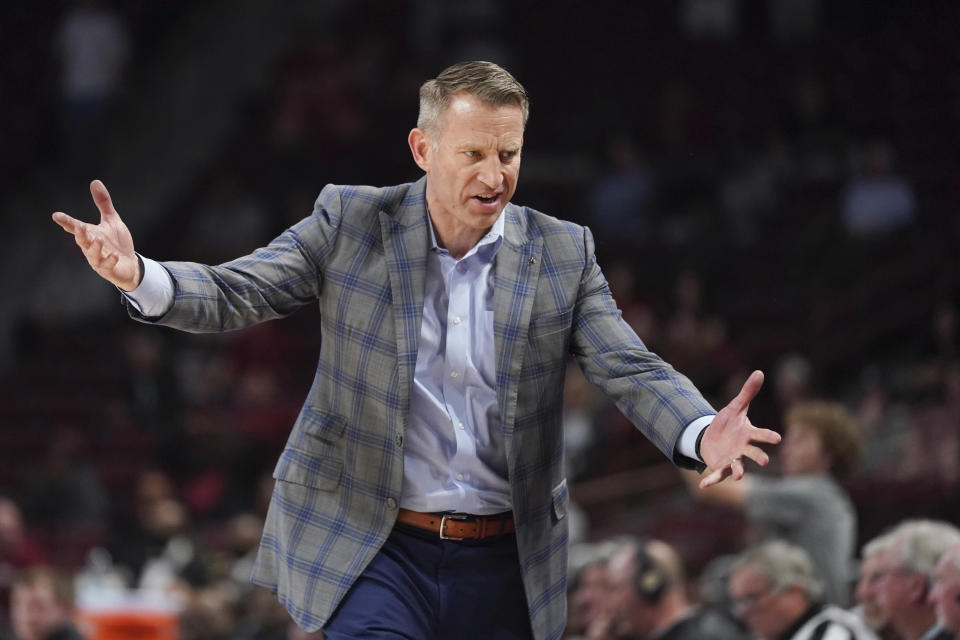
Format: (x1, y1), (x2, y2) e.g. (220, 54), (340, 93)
(400, 212), (512, 515)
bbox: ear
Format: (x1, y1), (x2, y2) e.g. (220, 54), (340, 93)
(408, 128), (432, 173)
(907, 573), (929, 603)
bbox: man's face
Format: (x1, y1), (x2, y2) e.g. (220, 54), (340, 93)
(781, 422), (830, 476)
(729, 566), (795, 640)
(411, 92), (523, 238)
(605, 547), (655, 637)
(873, 547), (929, 623)
(929, 553), (960, 634)
(568, 562), (612, 632)
(856, 553), (892, 630)
(11, 582), (67, 640)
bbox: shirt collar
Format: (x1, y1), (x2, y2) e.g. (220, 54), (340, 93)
(427, 209), (506, 260)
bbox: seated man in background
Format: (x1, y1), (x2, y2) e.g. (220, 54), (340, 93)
(728, 540), (877, 640)
(853, 533), (903, 640)
(861, 520), (960, 640)
(682, 400), (861, 605)
(929, 543), (960, 640)
(3, 566), (84, 640)
(596, 538), (748, 640)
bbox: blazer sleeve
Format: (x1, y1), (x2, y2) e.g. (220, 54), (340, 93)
(569, 226), (715, 470)
(124, 184), (344, 333)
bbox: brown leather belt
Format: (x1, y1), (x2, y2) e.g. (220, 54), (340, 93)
(396, 508), (516, 540)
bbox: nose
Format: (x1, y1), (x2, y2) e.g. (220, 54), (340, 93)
(477, 156), (504, 190)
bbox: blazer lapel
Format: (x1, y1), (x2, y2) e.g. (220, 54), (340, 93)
(494, 204), (543, 449)
(379, 178), (430, 413)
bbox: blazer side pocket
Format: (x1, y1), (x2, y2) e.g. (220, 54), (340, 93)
(273, 447), (343, 491)
(551, 478), (569, 522)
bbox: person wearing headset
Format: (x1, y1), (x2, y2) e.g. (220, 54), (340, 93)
(593, 539), (747, 640)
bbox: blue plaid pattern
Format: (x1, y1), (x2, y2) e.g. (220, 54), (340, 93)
(127, 177), (715, 639)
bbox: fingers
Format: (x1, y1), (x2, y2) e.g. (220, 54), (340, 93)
(82, 234), (108, 267)
(52, 212), (82, 235)
(751, 426), (782, 445)
(90, 179), (117, 222)
(699, 466), (730, 489)
(730, 369), (764, 412)
(741, 444), (770, 467)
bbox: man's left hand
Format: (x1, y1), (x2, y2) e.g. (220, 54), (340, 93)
(698, 370), (781, 488)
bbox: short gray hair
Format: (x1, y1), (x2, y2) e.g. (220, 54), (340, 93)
(884, 519), (960, 585)
(862, 531), (896, 560)
(732, 540), (824, 601)
(940, 543), (960, 577)
(417, 61), (529, 138)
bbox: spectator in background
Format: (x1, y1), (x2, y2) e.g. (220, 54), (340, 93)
(682, 400), (861, 605)
(596, 538), (748, 640)
(841, 140), (916, 237)
(929, 543), (960, 639)
(0, 499), (45, 627)
(564, 544), (619, 640)
(863, 520), (960, 640)
(4, 566), (85, 640)
(585, 134), (655, 248)
(20, 426), (108, 534)
(119, 328), (181, 432)
(728, 540), (878, 640)
(772, 353), (814, 416)
(184, 171), (271, 264)
(853, 533), (902, 640)
(54, 0), (130, 172)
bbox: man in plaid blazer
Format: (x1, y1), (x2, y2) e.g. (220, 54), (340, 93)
(53, 61), (780, 639)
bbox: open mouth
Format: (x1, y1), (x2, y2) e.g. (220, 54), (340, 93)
(474, 194), (500, 204)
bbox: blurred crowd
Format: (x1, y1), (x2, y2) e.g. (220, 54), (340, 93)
(1, 0), (958, 638)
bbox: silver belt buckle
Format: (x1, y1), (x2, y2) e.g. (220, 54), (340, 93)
(439, 513), (469, 540)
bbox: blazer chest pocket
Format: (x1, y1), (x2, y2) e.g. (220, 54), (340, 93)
(273, 447), (343, 491)
(528, 308), (573, 340)
(301, 408), (348, 444)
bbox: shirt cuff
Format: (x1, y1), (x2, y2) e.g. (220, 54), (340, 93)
(120, 255), (174, 317)
(678, 415), (715, 463)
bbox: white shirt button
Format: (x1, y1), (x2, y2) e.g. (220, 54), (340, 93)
(456, 473), (464, 481)
(458, 422), (465, 430)
(450, 371), (458, 378)
(453, 316), (461, 324)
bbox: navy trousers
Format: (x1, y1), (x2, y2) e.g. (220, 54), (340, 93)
(323, 523), (533, 639)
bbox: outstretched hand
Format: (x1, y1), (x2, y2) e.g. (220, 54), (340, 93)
(52, 180), (141, 292)
(697, 370), (781, 488)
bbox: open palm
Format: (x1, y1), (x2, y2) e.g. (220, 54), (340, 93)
(52, 180), (140, 291)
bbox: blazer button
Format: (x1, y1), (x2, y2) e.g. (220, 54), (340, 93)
(386, 498), (397, 510)
(395, 432), (404, 447)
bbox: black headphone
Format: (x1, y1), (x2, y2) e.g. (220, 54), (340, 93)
(633, 541), (668, 603)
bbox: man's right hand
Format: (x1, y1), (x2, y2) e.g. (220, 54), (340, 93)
(52, 180), (141, 292)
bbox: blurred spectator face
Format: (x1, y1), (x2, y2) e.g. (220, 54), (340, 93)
(412, 93), (523, 240)
(729, 565), (795, 640)
(930, 548), (960, 634)
(855, 553), (891, 630)
(781, 421), (830, 476)
(10, 579), (69, 640)
(604, 546), (656, 637)
(568, 562), (610, 633)
(873, 546), (928, 620)
(0, 498), (24, 553)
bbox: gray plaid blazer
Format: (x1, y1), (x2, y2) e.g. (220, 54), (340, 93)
(129, 177), (714, 639)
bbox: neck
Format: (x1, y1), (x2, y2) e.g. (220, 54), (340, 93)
(891, 607), (937, 640)
(649, 595), (691, 637)
(425, 193), (492, 260)
(432, 222), (487, 260)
